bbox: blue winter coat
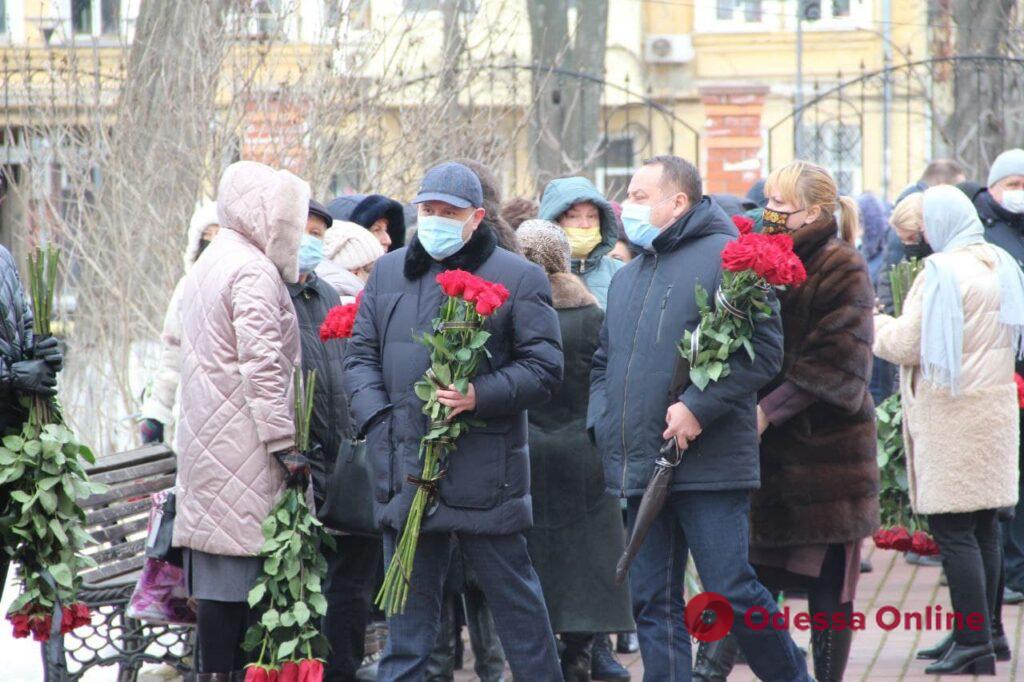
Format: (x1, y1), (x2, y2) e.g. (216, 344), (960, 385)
(588, 198), (784, 497)
(342, 223), (564, 535)
(538, 177), (623, 308)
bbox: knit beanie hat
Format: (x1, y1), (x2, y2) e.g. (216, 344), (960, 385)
(517, 219), (570, 275)
(323, 221), (385, 271)
(988, 148), (1024, 188)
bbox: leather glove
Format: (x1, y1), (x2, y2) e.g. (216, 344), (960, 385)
(9, 359), (57, 397)
(33, 336), (64, 373)
(140, 419), (164, 444)
(273, 447), (310, 488)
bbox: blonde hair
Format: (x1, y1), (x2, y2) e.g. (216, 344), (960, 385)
(765, 160), (860, 245)
(889, 192), (924, 241)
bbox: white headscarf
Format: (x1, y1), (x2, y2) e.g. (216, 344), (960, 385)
(920, 185), (1024, 393)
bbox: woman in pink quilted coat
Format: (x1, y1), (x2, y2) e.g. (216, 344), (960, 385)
(172, 160), (309, 678)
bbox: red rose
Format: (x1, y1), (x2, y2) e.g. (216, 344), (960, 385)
(71, 602), (91, 629)
(474, 289), (504, 317)
(872, 528), (893, 550)
(890, 526), (913, 552)
(298, 659), (324, 682)
(269, 671), (280, 682)
(30, 614), (51, 642)
(10, 613), (30, 639)
(487, 282), (510, 306)
(437, 270), (470, 298)
(320, 301), (360, 341)
(461, 275), (488, 302)
(721, 234), (762, 272)
(1015, 373), (1024, 409)
(732, 215), (754, 235)
(911, 531), (941, 556)
(60, 607), (74, 635)
(279, 661), (301, 682)
(245, 666), (271, 682)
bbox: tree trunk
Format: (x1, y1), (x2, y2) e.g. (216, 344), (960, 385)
(527, 0), (608, 191)
(944, 0), (1017, 180)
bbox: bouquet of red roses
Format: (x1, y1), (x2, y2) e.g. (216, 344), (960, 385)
(376, 269), (509, 615)
(319, 293), (362, 341)
(680, 216), (807, 390)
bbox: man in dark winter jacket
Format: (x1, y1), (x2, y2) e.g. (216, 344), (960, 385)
(291, 200), (381, 681)
(0, 244), (62, 598)
(977, 148), (1024, 602)
(343, 162), (564, 681)
(589, 156), (810, 682)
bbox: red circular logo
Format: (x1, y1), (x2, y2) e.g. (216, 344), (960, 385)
(685, 591), (734, 642)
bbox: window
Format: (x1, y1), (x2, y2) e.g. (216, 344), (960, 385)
(716, 0), (762, 22)
(71, 0), (121, 36)
(596, 136), (636, 202)
(795, 0), (869, 29)
(0, 1), (6, 35)
(402, 0), (475, 13)
(71, 0), (91, 34)
(798, 122), (861, 195)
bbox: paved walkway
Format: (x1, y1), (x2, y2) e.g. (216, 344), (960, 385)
(456, 544), (1024, 681)
(1, 544), (1019, 679)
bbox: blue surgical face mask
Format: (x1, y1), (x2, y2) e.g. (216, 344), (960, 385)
(621, 200), (666, 250)
(298, 234), (324, 274)
(417, 215), (470, 260)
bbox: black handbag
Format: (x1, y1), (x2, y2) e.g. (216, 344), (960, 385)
(317, 437), (379, 536)
(145, 491), (183, 567)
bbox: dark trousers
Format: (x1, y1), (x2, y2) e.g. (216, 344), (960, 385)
(379, 530), (561, 681)
(627, 490), (810, 682)
(758, 544), (850, 622)
(196, 600), (255, 673)
(929, 509), (1000, 646)
(1001, 430), (1024, 590)
(323, 534), (383, 681)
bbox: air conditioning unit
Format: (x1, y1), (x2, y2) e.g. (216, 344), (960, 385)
(644, 34), (694, 64)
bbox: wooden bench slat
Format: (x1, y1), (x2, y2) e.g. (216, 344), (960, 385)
(84, 498), (151, 527)
(86, 538), (147, 566)
(82, 474), (176, 509)
(91, 458), (177, 485)
(84, 444), (174, 475)
(88, 517), (150, 545)
(81, 555), (146, 586)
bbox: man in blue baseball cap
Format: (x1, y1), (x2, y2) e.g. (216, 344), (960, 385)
(343, 161), (565, 680)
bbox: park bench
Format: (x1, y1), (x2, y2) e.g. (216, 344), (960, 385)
(42, 443), (193, 681)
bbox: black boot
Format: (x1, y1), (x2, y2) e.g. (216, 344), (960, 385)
(924, 642), (996, 675)
(811, 626), (853, 682)
(693, 633), (739, 681)
(916, 632), (953, 660)
(615, 631), (639, 654)
(591, 634), (630, 681)
(561, 633), (594, 682)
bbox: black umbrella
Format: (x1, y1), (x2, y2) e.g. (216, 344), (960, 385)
(614, 356), (691, 585)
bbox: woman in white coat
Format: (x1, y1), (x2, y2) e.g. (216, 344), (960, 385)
(874, 184), (1024, 675)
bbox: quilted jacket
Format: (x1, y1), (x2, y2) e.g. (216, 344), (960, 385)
(172, 161), (308, 556)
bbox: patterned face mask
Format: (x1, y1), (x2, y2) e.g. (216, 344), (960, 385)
(762, 207), (805, 234)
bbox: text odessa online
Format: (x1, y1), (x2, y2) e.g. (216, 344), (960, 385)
(744, 605), (985, 633)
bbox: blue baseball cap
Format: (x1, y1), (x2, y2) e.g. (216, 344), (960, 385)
(412, 162), (484, 209)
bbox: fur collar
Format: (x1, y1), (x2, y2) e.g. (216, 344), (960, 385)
(403, 221), (499, 280)
(791, 214), (838, 262)
(550, 273), (598, 310)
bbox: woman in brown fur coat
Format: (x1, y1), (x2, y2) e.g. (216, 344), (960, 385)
(517, 219), (634, 682)
(696, 161), (879, 682)
(754, 161), (879, 681)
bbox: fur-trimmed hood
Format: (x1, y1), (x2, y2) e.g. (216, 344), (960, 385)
(403, 220), (498, 280)
(549, 272), (597, 310)
(216, 161), (310, 284)
(184, 201), (219, 271)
